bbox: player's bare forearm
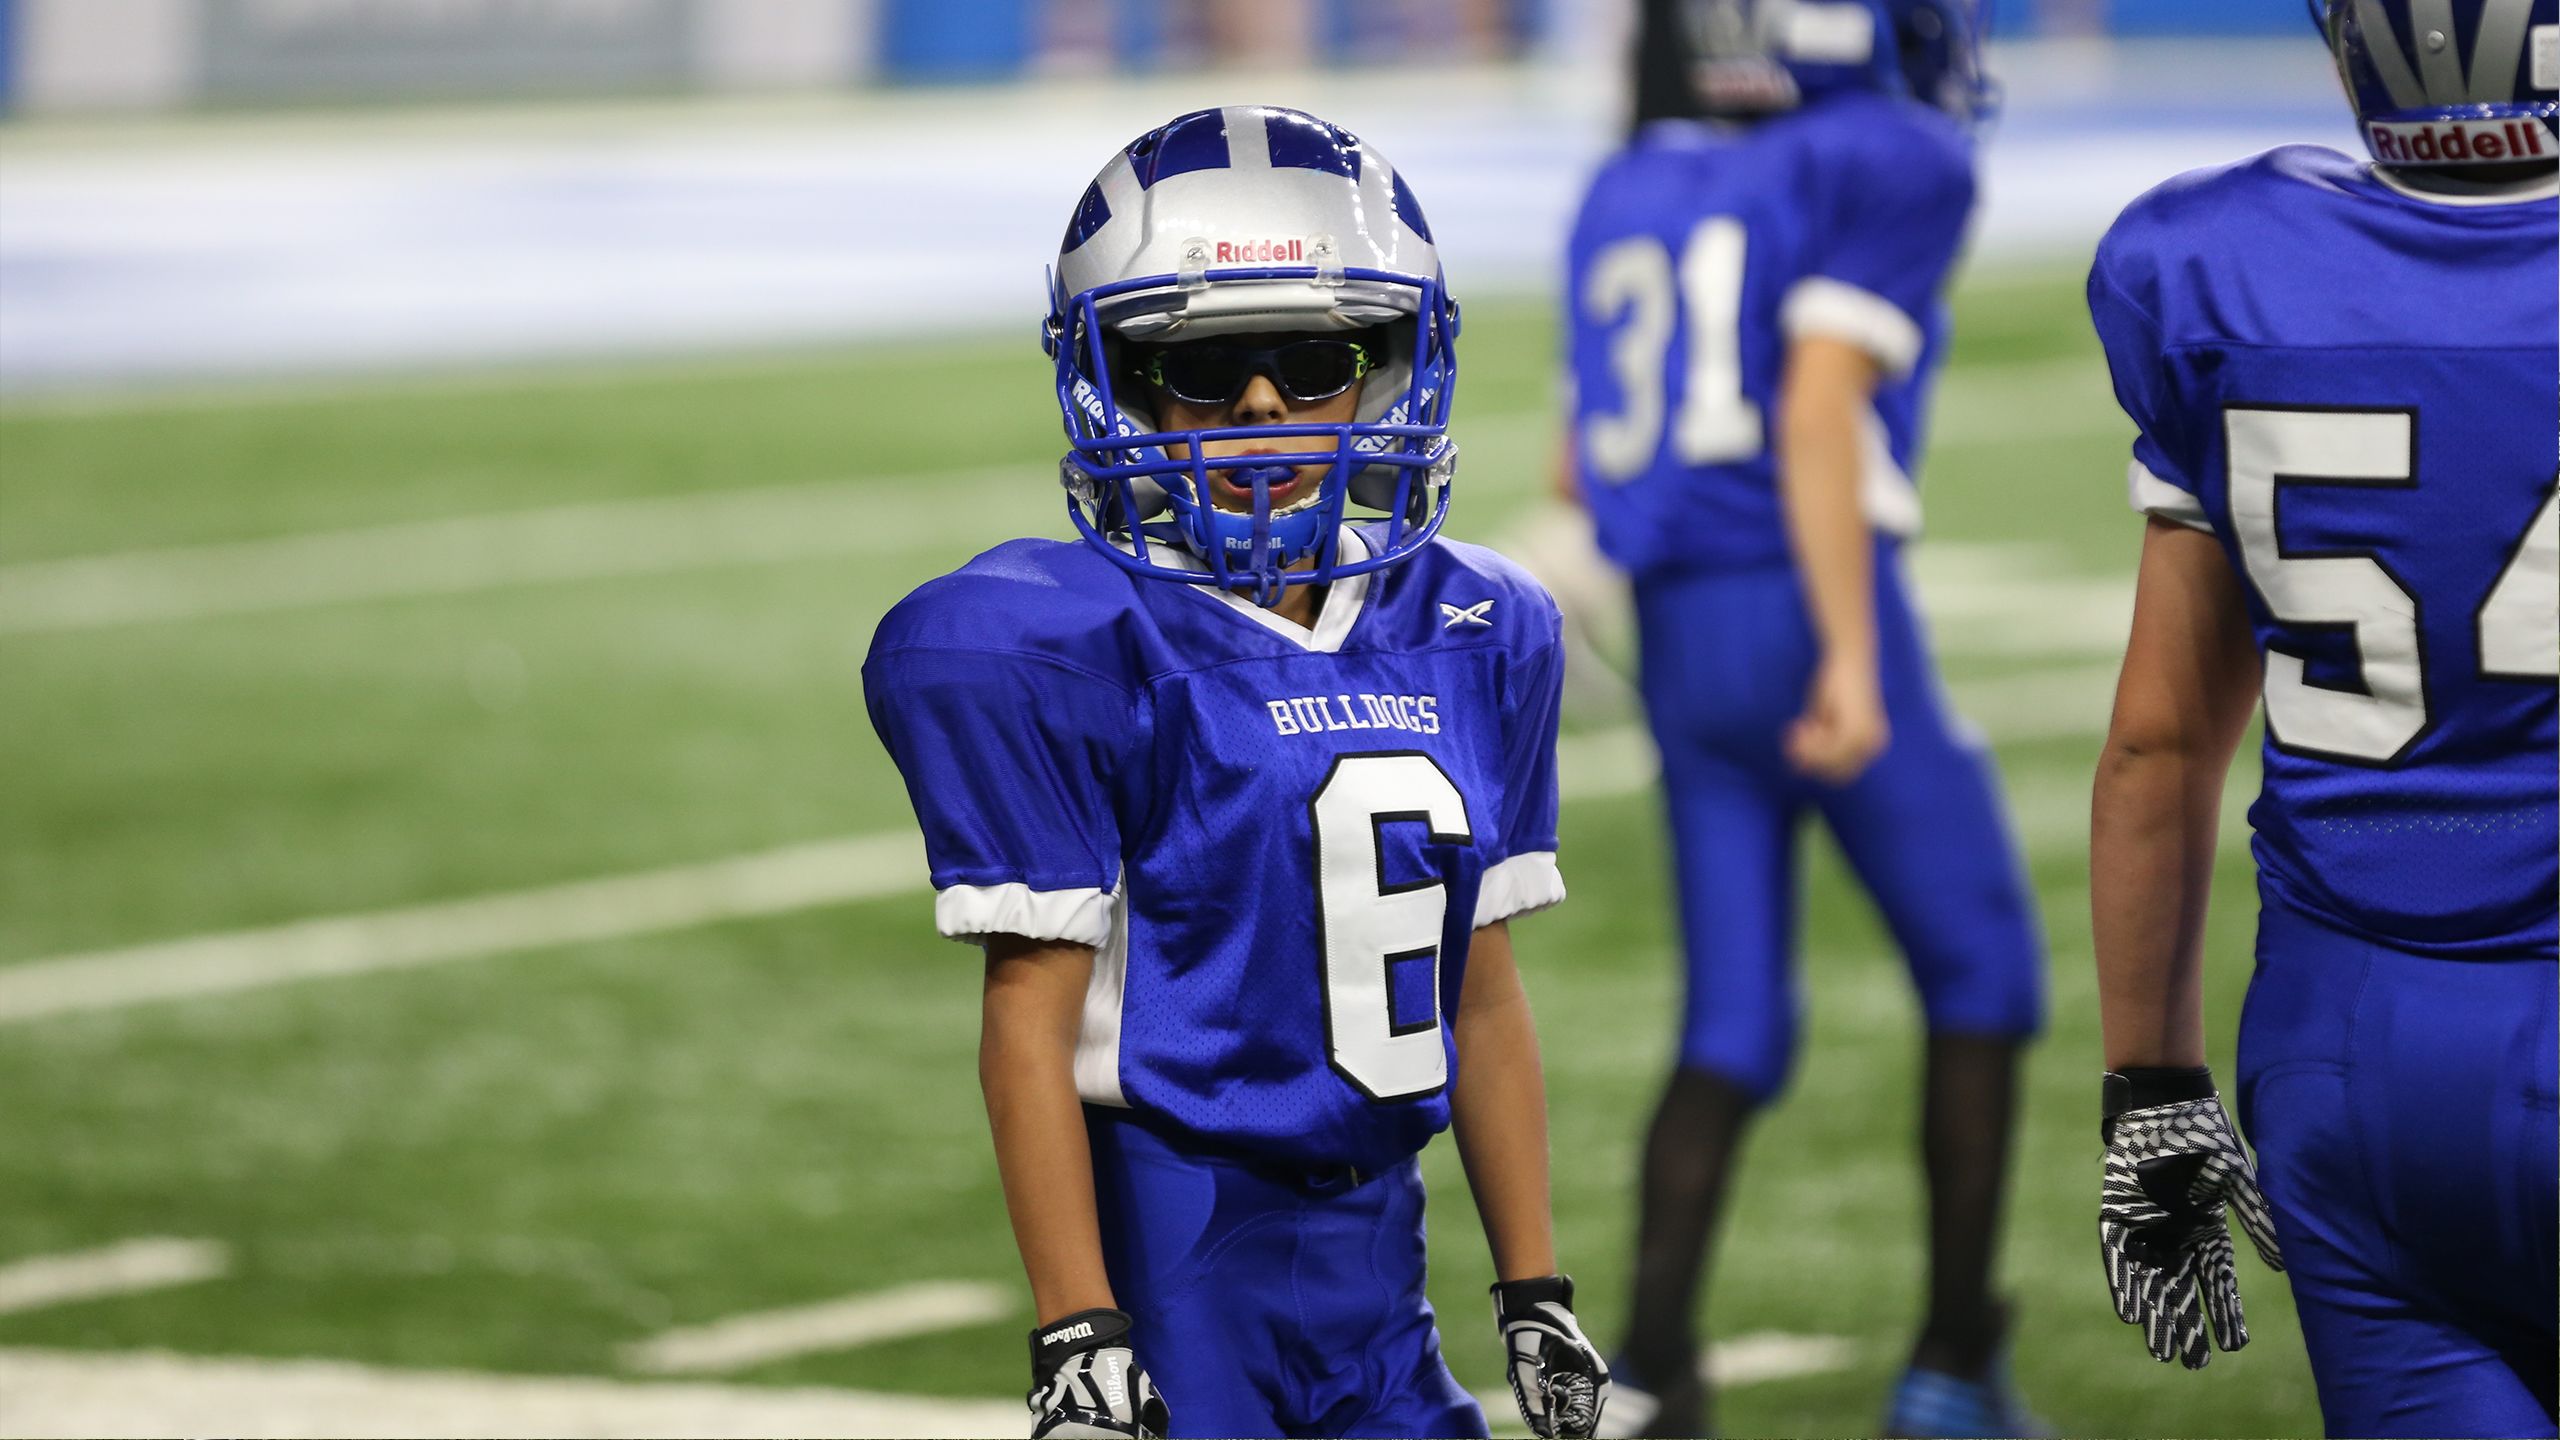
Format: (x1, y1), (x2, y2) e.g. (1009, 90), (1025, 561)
(2091, 520), (2262, 1070)
(1776, 335), (1883, 664)
(1776, 335), (1891, 783)
(1449, 921), (1561, 1283)
(979, 933), (1117, 1325)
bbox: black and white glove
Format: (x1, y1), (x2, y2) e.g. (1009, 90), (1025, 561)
(1027, 1308), (1169, 1439)
(1492, 1275), (1610, 1438)
(2100, 1068), (2286, 1370)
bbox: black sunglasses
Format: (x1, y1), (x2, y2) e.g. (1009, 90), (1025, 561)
(1138, 338), (1377, 408)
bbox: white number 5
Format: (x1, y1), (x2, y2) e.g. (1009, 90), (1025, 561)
(2227, 405), (2557, 767)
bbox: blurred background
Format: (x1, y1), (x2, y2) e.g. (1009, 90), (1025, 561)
(2, 2), (2341, 1435)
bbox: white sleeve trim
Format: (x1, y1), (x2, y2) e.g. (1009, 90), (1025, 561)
(2128, 460), (2213, 533)
(1781, 277), (1926, 377)
(934, 882), (1116, 948)
(1474, 851), (1566, 928)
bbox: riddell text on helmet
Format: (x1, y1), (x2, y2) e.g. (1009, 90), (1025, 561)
(1214, 239), (1308, 263)
(2366, 117), (2554, 165)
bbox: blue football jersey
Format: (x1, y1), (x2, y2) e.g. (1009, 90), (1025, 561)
(2090, 146), (2559, 957)
(863, 527), (1567, 1173)
(1564, 91), (1977, 578)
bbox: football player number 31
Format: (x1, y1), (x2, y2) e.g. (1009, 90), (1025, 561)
(2225, 406), (2559, 765)
(1311, 752), (1471, 1102)
(1581, 217), (1763, 482)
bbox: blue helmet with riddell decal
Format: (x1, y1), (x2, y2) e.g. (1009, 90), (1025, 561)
(1641, 0), (1995, 127)
(1043, 106), (1459, 608)
(2316, 0), (2559, 170)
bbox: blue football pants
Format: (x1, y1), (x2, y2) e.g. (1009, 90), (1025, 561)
(2239, 888), (2559, 1439)
(1632, 550), (2045, 1102)
(1084, 1107), (1487, 1439)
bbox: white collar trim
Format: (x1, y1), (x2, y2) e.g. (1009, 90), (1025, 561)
(2368, 164), (2560, 207)
(1119, 527), (1376, 654)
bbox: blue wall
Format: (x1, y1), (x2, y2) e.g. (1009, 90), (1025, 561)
(1992, 0), (2308, 37)
(879, 0), (1034, 82)
(2108, 0), (2309, 36)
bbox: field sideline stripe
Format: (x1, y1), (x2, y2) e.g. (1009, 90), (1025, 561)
(0, 1345), (1023, 1439)
(0, 1240), (229, 1317)
(0, 359), (2108, 637)
(0, 467), (1028, 636)
(620, 1281), (1013, 1377)
(0, 833), (923, 1026)
(0, 663), (2118, 1028)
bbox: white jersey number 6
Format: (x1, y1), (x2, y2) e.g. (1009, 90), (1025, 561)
(1310, 752), (1472, 1102)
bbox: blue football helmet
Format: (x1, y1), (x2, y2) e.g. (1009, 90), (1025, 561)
(1652, 0), (1996, 125)
(2316, 0), (2558, 170)
(1044, 106), (1459, 607)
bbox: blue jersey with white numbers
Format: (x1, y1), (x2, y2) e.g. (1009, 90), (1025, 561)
(2090, 146), (2559, 958)
(864, 528), (1567, 1173)
(1565, 92), (1976, 577)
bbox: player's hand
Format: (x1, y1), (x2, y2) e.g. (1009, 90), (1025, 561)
(1027, 1308), (1169, 1439)
(2100, 1068), (2286, 1370)
(1786, 650), (1889, 785)
(1492, 1275), (1610, 1438)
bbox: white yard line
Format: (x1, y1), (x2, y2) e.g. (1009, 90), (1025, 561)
(0, 1241), (228, 1318)
(0, 832), (921, 1026)
(0, 661), (2123, 1028)
(0, 470), (1024, 636)
(1476, 1330), (1858, 1427)
(0, 360), (2113, 637)
(0, 1346), (1021, 1440)
(620, 1281), (1014, 1377)
(1704, 1330), (1862, 1386)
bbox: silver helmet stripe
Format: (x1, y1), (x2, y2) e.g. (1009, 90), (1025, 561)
(1098, 152), (1144, 233)
(2411, 0), (2471, 99)
(2353, 0), (2432, 109)
(1358, 151), (1399, 248)
(1221, 105), (1273, 169)
(2466, 0), (2537, 102)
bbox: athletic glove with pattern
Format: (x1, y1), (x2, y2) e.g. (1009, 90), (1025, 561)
(1492, 1275), (1611, 1438)
(1027, 1308), (1169, 1439)
(2100, 1068), (2286, 1370)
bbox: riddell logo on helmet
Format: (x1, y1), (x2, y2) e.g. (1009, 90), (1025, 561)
(1214, 238), (1307, 263)
(2367, 117), (2553, 165)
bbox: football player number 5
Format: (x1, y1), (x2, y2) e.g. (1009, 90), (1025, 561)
(2226, 406), (2558, 765)
(1311, 753), (1471, 1102)
(1581, 217), (1763, 482)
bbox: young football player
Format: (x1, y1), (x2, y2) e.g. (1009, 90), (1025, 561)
(1561, 3), (2044, 1434)
(864, 106), (1609, 1440)
(2087, 2), (2557, 1434)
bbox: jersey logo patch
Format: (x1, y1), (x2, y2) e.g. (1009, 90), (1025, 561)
(1439, 600), (1494, 628)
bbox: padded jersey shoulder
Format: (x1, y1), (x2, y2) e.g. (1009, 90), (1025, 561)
(867, 537), (1159, 691)
(1779, 90), (1975, 201)
(1362, 529), (1564, 661)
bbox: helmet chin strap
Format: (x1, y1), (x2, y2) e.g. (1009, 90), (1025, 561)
(1239, 463), (1294, 608)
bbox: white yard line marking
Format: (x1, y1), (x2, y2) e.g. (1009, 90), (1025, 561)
(0, 1241), (228, 1318)
(0, 359), (2111, 637)
(0, 470), (1025, 636)
(0, 832), (921, 1026)
(0, 659), (2124, 1027)
(1705, 1330), (1861, 1386)
(1476, 1330), (1858, 1425)
(0, 1346), (1022, 1440)
(620, 1281), (1013, 1377)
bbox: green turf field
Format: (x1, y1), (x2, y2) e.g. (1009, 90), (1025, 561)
(0, 266), (2317, 1435)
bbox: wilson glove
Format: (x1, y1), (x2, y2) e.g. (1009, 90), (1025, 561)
(1492, 1275), (1610, 1438)
(1027, 1308), (1169, 1439)
(2100, 1068), (2286, 1369)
